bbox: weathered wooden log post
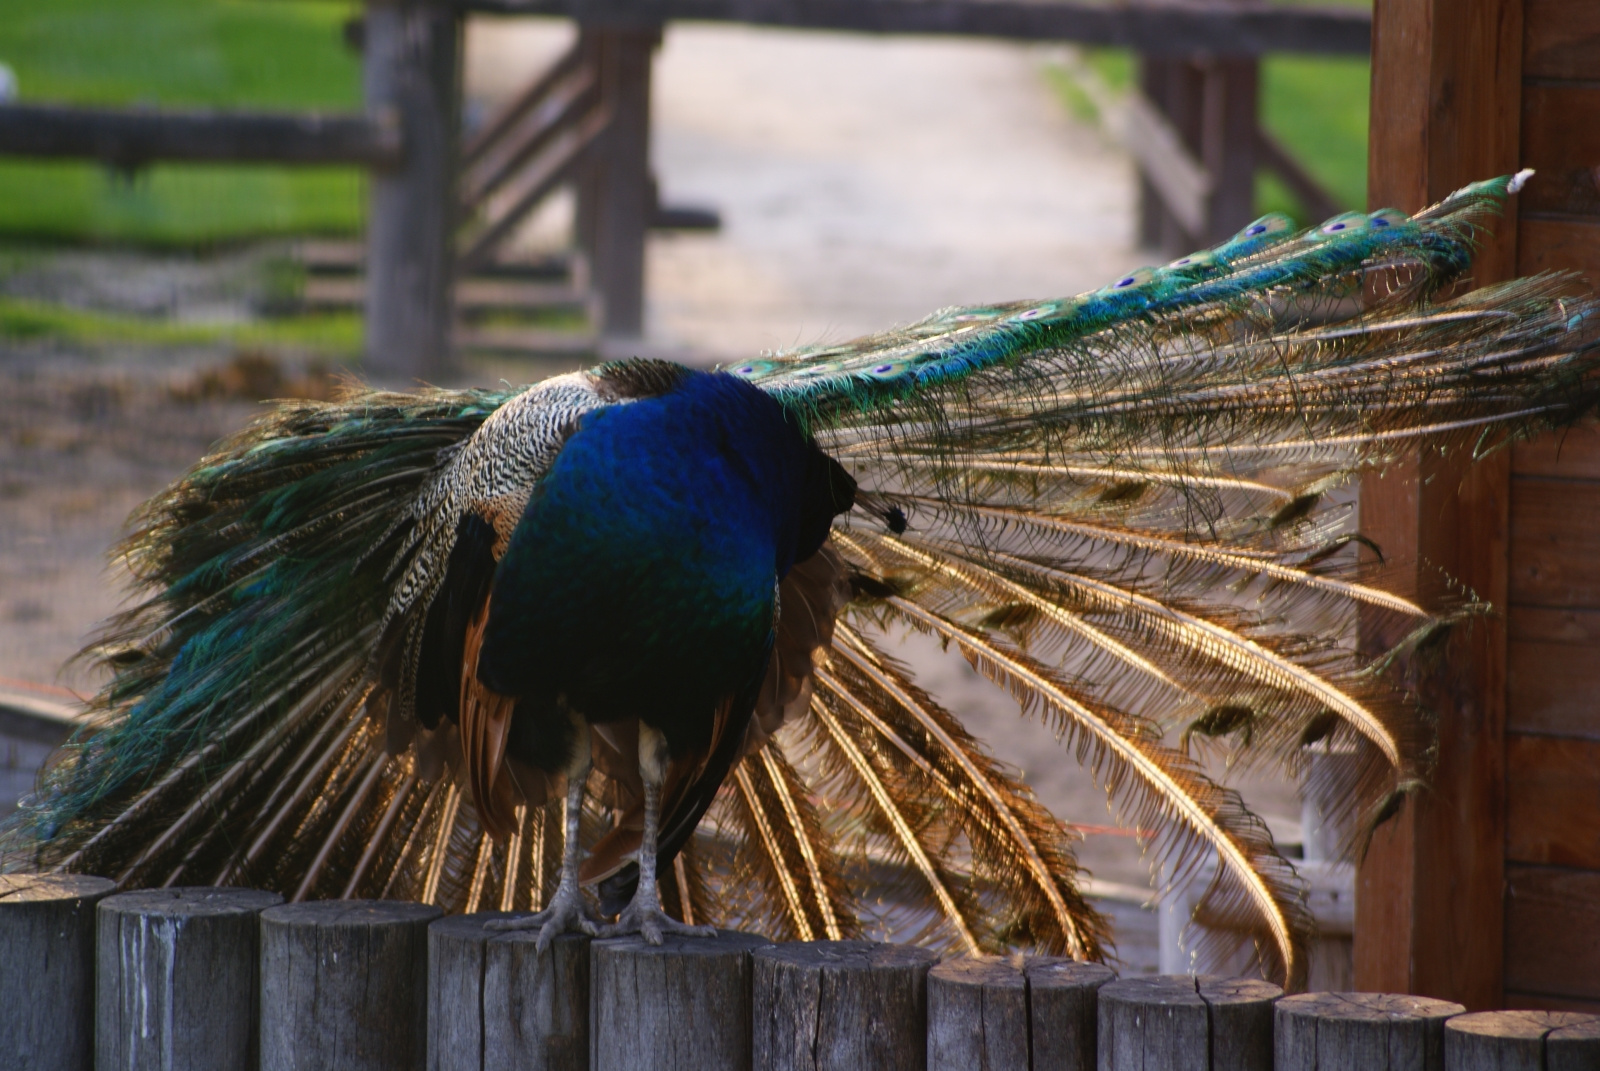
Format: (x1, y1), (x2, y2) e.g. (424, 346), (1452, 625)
(1028, 959), (1117, 1071)
(428, 912), (590, 1071)
(927, 957), (1029, 1070)
(1275, 992), (1466, 1071)
(363, 0), (460, 380)
(96, 887), (282, 1071)
(260, 899), (440, 1071)
(752, 939), (938, 1071)
(1444, 1011), (1600, 1071)
(0, 874), (115, 1071)
(591, 929), (771, 1071)
(1098, 975), (1280, 1071)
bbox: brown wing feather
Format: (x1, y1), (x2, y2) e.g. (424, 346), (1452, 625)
(460, 596), (520, 841)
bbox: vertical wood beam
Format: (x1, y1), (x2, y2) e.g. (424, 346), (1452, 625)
(1355, 0), (1524, 1011)
(364, 1), (462, 380)
(1200, 57), (1259, 244)
(1136, 54), (1260, 253)
(575, 24), (659, 340)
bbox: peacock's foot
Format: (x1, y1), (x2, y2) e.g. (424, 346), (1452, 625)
(599, 893), (717, 945)
(484, 884), (601, 953)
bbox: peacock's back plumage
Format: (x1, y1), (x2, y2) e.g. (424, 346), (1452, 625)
(5, 173), (1599, 987)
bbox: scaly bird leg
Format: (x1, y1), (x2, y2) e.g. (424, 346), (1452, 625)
(600, 722), (717, 944)
(485, 714), (601, 952)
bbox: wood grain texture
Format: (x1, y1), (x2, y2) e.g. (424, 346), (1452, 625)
(1202, 977), (1281, 1071)
(1512, 428), (1600, 480)
(259, 899), (440, 1071)
(1274, 992), (1465, 1071)
(1445, 1011), (1600, 1071)
(1549, 1017), (1600, 1071)
(1360, 0), (1522, 1006)
(1507, 607), (1600, 737)
(427, 912), (589, 1071)
(0, 874), (116, 1071)
(751, 940), (937, 1071)
(1516, 216), (1600, 280)
(1510, 478), (1600, 607)
(484, 927), (590, 1071)
(1097, 975), (1204, 1071)
(926, 957), (1027, 1071)
(590, 929), (770, 1071)
(1523, 0), (1600, 80)
(96, 887), (282, 1071)
(1518, 85), (1600, 219)
(1026, 958), (1116, 1071)
(1505, 734), (1600, 868)
(1505, 865), (1600, 1002)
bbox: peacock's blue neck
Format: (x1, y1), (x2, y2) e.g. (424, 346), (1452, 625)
(479, 369), (830, 744)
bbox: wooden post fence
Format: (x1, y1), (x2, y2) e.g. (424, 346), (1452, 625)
(6, 883), (1600, 1071)
(363, 0), (463, 380)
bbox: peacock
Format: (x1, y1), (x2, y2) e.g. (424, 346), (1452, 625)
(4, 173), (1597, 987)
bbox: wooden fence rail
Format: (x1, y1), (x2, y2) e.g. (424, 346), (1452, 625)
(4, 878), (1600, 1071)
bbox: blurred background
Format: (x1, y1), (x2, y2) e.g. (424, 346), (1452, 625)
(0, 0), (1370, 976)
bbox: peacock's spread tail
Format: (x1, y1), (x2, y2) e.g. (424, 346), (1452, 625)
(4, 174), (1598, 989)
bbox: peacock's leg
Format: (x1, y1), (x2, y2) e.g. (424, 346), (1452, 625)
(485, 714), (601, 951)
(600, 722), (717, 944)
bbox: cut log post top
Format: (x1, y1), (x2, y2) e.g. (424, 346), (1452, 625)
(96, 887), (283, 1071)
(1445, 1011), (1600, 1071)
(429, 911), (591, 1071)
(753, 939), (938, 1071)
(260, 899), (441, 1071)
(928, 955), (1115, 1071)
(0, 874), (117, 1071)
(1099, 974), (1282, 1071)
(592, 929), (772, 1071)
(1276, 992), (1468, 1071)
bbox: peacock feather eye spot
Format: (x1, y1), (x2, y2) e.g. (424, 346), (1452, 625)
(1246, 224), (1268, 236)
(873, 364), (894, 373)
(1116, 276), (1137, 288)
(885, 506), (908, 534)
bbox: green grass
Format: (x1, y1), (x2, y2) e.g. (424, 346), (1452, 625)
(0, 0), (365, 245)
(0, 295), (362, 353)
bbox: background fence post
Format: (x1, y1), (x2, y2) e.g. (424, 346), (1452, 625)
(0, 874), (115, 1071)
(363, 0), (461, 381)
(574, 23), (659, 344)
(590, 930), (770, 1071)
(95, 887), (282, 1071)
(260, 899), (440, 1071)
(752, 940), (938, 1071)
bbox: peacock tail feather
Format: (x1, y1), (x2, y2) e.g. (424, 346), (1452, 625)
(5, 174), (1600, 990)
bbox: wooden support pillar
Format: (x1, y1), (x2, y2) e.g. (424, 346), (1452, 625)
(575, 24), (659, 341)
(363, 0), (461, 381)
(1135, 53), (1259, 255)
(1354, 0), (1524, 1012)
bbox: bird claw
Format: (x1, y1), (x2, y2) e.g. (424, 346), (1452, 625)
(484, 885), (601, 954)
(599, 897), (717, 945)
